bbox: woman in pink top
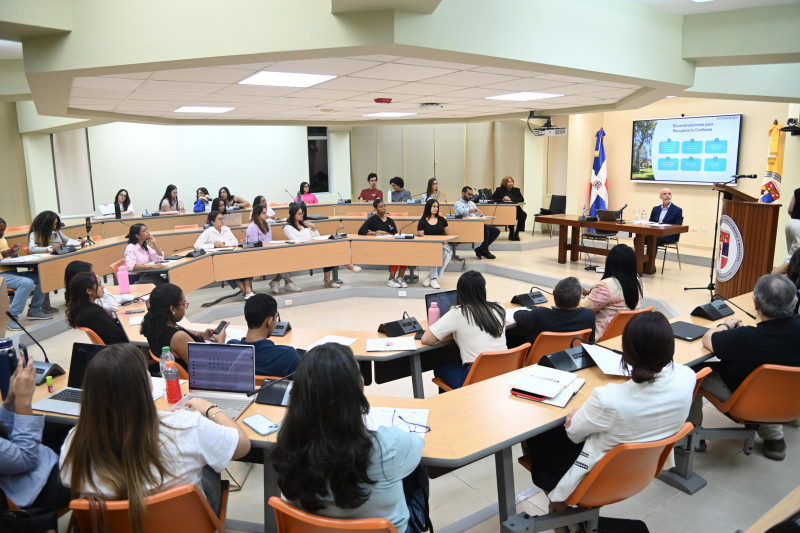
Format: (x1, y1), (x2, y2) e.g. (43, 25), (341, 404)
(295, 181), (319, 204)
(124, 223), (166, 285)
(581, 244), (642, 339)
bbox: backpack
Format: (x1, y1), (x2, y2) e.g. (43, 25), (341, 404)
(403, 464), (434, 533)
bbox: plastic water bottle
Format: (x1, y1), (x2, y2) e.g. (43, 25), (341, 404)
(428, 301), (440, 326)
(117, 265), (130, 294)
(160, 347), (182, 403)
(641, 209), (646, 223)
(0, 338), (16, 399)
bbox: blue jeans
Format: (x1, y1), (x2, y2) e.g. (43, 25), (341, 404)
(433, 360), (471, 390)
(0, 270), (45, 317)
(428, 244), (452, 280)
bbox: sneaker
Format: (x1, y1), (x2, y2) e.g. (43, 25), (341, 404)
(285, 281), (302, 292)
(430, 278), (441, 289)
(42, 306), (59, 314)
(386, 279), (402, 288)
(269, 280), (280, 294)
(399, 280), (408, 288)
(482, 250), (496, 260)
(422, 275), (431, 287)
(763, 438), (786, 461)
(347, 264), (362, 273)
(244, 292), (255, 300)
(7, 316), (22, 331)
(325, 280), (341, 289)
(27, 310), (53, 321)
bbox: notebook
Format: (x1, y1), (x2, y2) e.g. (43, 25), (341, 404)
(32, 343), (107, 416)
(510, 365), (577, 399)
(671, 321), (709, 342)
(170, 343), (255, 420)
(424, 290), (458, 316)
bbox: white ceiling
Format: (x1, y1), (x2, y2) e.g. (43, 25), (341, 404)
(628, 0), (798, 15)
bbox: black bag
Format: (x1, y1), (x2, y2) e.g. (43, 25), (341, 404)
(0, 507), (59, 533)
(403, 464), (433, 533)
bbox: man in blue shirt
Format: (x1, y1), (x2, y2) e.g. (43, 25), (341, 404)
(227, 293), (301, 377)
(648, 188), (683, 245)
(455, 186), (500, 259)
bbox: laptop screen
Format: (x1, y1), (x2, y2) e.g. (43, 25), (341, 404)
(425, 290), (458, 316)
(67, 343), (108, 389)
(186, 343), (255, 393)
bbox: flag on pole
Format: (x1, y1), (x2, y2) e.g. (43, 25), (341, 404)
(759, 122), (784, 203)
(589, 128), (608, 223)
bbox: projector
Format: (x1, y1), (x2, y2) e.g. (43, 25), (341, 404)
(532, 127), (567, 137)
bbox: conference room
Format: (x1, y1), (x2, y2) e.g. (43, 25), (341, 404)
(1, 1), (799, 532)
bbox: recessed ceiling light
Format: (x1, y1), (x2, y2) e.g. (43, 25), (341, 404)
(239, 71), (337, 88)
(363, 112), (418, 118)
(174, 106), (234, 113)
(690, 0), (714, 3)
(665, 95), (677, 98)
(486, 92), (563, 102)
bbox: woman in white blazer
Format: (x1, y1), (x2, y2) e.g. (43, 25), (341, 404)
(194, 210), (254, 298)
(525, 311), (695, 510)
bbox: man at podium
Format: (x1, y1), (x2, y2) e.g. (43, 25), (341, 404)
(649, 188), (683, 245)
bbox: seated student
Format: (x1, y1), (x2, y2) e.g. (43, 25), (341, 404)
(0, 217), (51, 328)
(417, 198), (450, 289)
(295, 181), (319, 204)
(253, 195), (280, 221)
(158, 184), (182, 212)
(66, 272), (127, 344)
(208, 197), (228, 223)
(421, 177), (441, 202)
(193, 187), (212, 213)
(421, 270), (507, 389)
(140, 283), (226, 366)
(1, 354), (71, 510)
(525, 312), (694, 511)
(64, 260), (120, 313)
(194, 211), (253, 298)
(455, 186), (500, 260)
(60, 344), (250, 524)
(357, 173), (383, 203)
(357, 199), (407, 288)
(246, 205), (299, 294)
(227, 294), (301, 377)
(491, 175), (526, 241)
(272, 343), (423, 533)
(218, 186), (251, 209)
(513, 276), (596, 344)
(124, 223), (167, 285)
(389, 176), (411, 203)
(28, 210), (86, 253)
(689, 274), (800, 461)
(581, 244), (642, 339)
(113, 188), (134, 217)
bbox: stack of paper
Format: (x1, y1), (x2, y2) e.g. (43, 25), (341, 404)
(306, 335), (358, 351)
(582, 344), (627, 376)
(510, 365), (577, 398)
(365, 338), (417, 352)
(366, 407), (430, 439)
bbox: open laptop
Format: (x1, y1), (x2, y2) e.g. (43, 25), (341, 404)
(222, 212), (243, 227)
(424, 289), (458, 317)
(596, 209), (621, 222)
(170, 343), (255, 420)
(33, 343), (107, 416)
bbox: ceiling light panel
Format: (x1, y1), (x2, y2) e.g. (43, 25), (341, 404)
(485, 91), (563, 101)
(174, 106), (234, 113)
(363, 111), (418, 117)
(267, 58), (382, 76)
(239, 71), (337, 88)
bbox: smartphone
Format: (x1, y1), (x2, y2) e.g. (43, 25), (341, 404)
(19, 345), (28, 368)
(213, 320), (229, 335)
(243, 414), (279, 436)
(414, 330), (424, 340)
(9, 243), (22, 254)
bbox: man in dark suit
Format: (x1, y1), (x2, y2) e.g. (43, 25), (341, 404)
(649, 188), (683, 244)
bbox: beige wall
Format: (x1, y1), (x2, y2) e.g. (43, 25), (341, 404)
(0, 102), (30, 226)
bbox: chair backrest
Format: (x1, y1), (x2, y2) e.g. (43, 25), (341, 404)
(597, 307), (654, 343)
(565, 422), (693, 508)
(707, 364), (800, 423)
(149, 349), (189, 380)
(270, 202), (289, 207)
(346, 212), (368, 217)
(92, 235), (103, 242)
(549, 195), (567, 214)
(693, 366), (712, 400)
(110, 258), (125, 273)
(463, 343), (531, 387)
(269, 497), (397, 533)
(6, 225), (30, 232)
(387, 212), (408, 217)
(175, 224), (199, 230)
(526, 329), (592, 366)
(70, 484), (224, 533)
(255, 374), (282, 386)
(77, 326), (106, 345)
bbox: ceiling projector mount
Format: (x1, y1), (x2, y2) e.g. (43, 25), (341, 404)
(527, 111), (567, 137)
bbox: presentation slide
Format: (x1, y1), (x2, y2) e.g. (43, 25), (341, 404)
(631, 114), (742, 184)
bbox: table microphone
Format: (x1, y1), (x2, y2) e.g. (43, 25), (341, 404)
(712, 294), (756, 320)
(395, 219), (416, 239)
(5, 311), (65, 385)
(247, 372), (295, 397)
(530, 286), (553, 295)
(284, 189), (297, 202)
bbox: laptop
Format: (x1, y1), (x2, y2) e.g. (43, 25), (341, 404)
(32, 343), (107, 416)
(170, 343), (255, 420)
(671, 321), (709, 342)
(222, 212), (243, 227)
(97, 203), (115, 216)
(424, 290), (458, 317)
(596, 209), (621, 222)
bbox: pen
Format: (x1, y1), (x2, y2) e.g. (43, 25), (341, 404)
(123, 309), (145, 314)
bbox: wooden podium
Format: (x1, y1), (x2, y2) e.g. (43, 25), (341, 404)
(713, 184), (780, 299)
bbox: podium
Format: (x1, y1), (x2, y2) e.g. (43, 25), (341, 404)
(713, 184), (780, 299)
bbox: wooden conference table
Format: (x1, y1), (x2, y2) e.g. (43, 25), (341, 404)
(534, 214), (688, 275)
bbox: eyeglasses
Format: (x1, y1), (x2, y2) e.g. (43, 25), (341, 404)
(178, 301), (190, 309)
(391, 410), (431, 434)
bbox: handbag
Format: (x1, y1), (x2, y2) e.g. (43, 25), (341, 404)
(0, 507), (59, 533)
(67, 495), (110, 533)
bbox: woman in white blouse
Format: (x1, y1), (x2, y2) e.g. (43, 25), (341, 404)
(194, 210), (254, 298)
(28, 211), (85, 253)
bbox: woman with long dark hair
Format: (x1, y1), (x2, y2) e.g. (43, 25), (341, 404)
(28, 210), (84, 253)
(60, 344), (250, 531)
(253, 195), (279, 221)
(124, 223), (166, 285)
(218, 187), (250, 208)
(159, 184), (181, 212)
(272, 343), (423, 532)
(581, 243), (642, 339)
(65, 260), (121, 311)
(193, 187), (212, 213)
(421, 177), (440, 202)
(525, 312), (694, 511)
(296, 181), (319, 204)
(246, 204), (296, 293)
(422, 270), (507, 389)
(208, 197), (227, 223)
(66, 272), (127, 344)
(140, 283), (226, 365)
(417, 198), (451, 289)
(357, 199), (406, 288)
(113, 188), (134, 217)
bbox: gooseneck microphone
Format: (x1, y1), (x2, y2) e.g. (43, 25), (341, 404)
(5, 311), (65, 385)
(247, 372), (295, 397)
(395, 219), (417, 239)
(5, 311), (50, 363)
(712, 294), (756, 320)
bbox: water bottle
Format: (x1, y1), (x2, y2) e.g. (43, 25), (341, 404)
(428, 301), (440, 326)
(117, 265), (130, 294)
(0, 338), (17, 399)
(160, 347), (182, 403)
(641, 209), (646, 222)
(178, 200), (185, 213)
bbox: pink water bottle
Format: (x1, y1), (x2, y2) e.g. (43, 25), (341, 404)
(117, 265), (130, 294)
(428, 301), (440, 326)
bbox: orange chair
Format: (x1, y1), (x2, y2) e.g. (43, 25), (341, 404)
(70, 482), (229, 533)
(597, 306), (653, 342)
(6, 225), (29, 232)
(149, 349), (189, 380)
(110, 258), (126, 285)
(256, 374), (283, 386)
(269, 496), (397, 533)
(432, 343), (531, 392)
(346, 212), (368, 217)
(525, 329), (592, 366)
(77, 326), (105, 345)
(510, 422), (693, 532)
(175, 224), (199, 230)
(270, 203), (289, 207)
(387, 212), (408, 217)
(91, 235), (102, 242)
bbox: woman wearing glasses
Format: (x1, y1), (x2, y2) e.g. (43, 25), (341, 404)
(272, 343), (424, 533)
(140, 283), (227, 367)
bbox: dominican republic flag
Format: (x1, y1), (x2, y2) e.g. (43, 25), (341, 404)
(589, 129), (608, 230)
(759, 122), (785, 203)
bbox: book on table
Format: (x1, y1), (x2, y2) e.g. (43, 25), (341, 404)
(510, 365), (577, 399)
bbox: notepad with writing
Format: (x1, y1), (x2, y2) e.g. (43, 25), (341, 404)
(510, 365), (577, 399)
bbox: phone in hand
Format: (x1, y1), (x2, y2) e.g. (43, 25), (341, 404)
(213, 320), (229, 335)
(9, 243), (22, 254)
(243, 414), (279, 436)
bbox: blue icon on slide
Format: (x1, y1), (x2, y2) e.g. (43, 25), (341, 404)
(680, 157), (702, 171)
(704, 157), (727, 171)
(705, 139), (728, 154)
(658, 157), (679, 171)
(682, 139), (702, 154)
(659, 139), (680, 154)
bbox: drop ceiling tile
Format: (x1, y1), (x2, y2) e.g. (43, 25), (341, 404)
(195, 93), (267, 103)
(435, 87), (511, 99)
(393, 57), (479, 70)
(544, 95), (601, 104)
(290, 88), (367, 99)
(72, 76), (145, 91)
(581, 88), (637, 98)
(216, 62), (274, 70)
(115, 102), (181, 112)
(150, 67), (256, 83)
(70, 87), (133, 100)
(481, 78), (568, 92)
(315, 77), (403, 91)
(229, 103), (292, 113)
(590, 80), (641, 89)
(384, 82), (466, 96)
(546, 83), (620, 95)
(70, 103), (116, 111)
(267, 97), (336, 107)
(69, 97), (120, 105)
(470, 66), (546, 78)
(323, 100), (372, 109)
(401, 95), (472, 104)
(138, 80), (227, 94)
(536, 73), (596, 83)
(128, 91), (203, 102)
(215, 85), (299, 97)
(346, 54), (402, 62)
(344, 92), (420, 103)
(267, 57), (382, 76)
(423, 71), (521, 87)
(348, 63), (456, 82)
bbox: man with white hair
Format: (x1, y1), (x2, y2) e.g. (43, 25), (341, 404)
(649, 188), (683, 245)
